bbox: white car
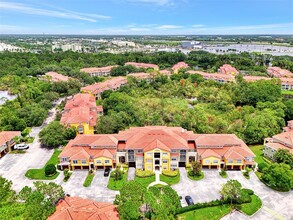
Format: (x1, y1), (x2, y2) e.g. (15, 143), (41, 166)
(14, 143), (29, 150)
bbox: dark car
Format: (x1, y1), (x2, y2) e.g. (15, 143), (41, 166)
(104, 168), (111, 177)
(185, 196), (194, 206)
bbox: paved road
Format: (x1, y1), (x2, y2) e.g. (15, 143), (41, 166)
(173, 168), (293, 220)
(0, 98), (64, 192)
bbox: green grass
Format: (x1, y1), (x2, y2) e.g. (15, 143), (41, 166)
(160, 173), (180, 185)
(187, 169), (204, 181)
(25, 149), (61, 180)
(177, 205), (232, 220)
(219, 171), (228, 178)
(63, 172), (72, 182)
(249, 145), (269, 165)
(239, 195), (262, 216)
(282, 90), (293, 95)
(108, 171), (128, 190)
(134, 175), (156, 188)
(9, 150), (26, 154)
(83, 173), (95, 187)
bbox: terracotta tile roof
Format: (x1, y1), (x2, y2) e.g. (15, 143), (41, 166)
(172, 62), (189, 71)
(265, 142), (293, 153)
(61, 93), (97, 127)
(200, 149), (221, 159)
(280, 77), (293, 85)
(128, 72), (151, 80)
(272, 131), (293, 148)
(125, 62), (159, 69)
(243, 76), (271, 82)
(80, 66), (116, 74)
(97, 105), (103, 112)
(159, 70), (171, 76)
(267, 67), (293, 78)
(81, 77), (127, 95)
(45, 72), (71, 82)
(188, 71), (235, 82)
(0, 131), (21, 146)
(48, 197), (119, 220)
(218, 64), (239, 75)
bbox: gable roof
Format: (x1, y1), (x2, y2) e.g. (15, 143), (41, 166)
(0, 131), (21, 146)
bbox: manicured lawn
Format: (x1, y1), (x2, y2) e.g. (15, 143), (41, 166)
(160, 173), (180, 185)
(239, 195), (262, 216)
(177, 205), (232, 220)
(249, 145), (270, 165)
(134, 175), (156, 188)
(83, 173), (95, 187)
(187, 168), (204, 181)
(25, 149), (61, 180)
(219, 171), (228, 178)
(282, 90), (293, 95)
(108, 171), (128, 190)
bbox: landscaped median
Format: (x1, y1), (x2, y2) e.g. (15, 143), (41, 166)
(83, 172), (95, 187)
(107, 166), (128, 190)
(134, 169), (155, 188)
(160, 169), (180, 185)
(186, 168), (204, 180)
(25, 149), (61, 180)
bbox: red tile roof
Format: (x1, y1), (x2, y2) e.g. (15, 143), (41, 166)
(80, 66), (116, 74)
(128, 72), (151, 80)
(48, 197), (119, 220)
(0, 131), (21, 146)
(45, 72), (71, 82)
(267, 67), (293, 78)
(125, 62), (159, 69)
(172, 62), (189, 71)
(61, 93), (97, 127)
(273, 131), (293, 148)
(218, 64), (239, 75)
(188, 71), (235, 82)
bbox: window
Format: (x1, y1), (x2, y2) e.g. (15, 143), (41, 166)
(137, 149), (143, 153)
(81, 160), (87, 164)
(61, 158), (67, 162)
(171, 164), (177, 168)
(154, 153), (160, 158)
(237, 159), (242, 163)
(162, 152), (168, 156)
(189, 156), (195, 163)
(155, 160), (160, 165)
(205, 160), (210, 164)
(163, 167), (167, 170)
(163, 160), (168, 164)
(72, 160), (78, 164)
(171, 157), (177, 161)
(171, 149), (177, 153)
(105, 160), (110, 164)
(146, 159), (152, 163)
(147, 166), (151, 170)
(96, 160), (101, 164)
(146, 152), (152, 156)
(213, 160), (218, 163)
(228, 159), (233, 163)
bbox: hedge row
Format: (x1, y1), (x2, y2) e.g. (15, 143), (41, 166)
(136, 169), (155, 177)
(162, 169), (179, 177)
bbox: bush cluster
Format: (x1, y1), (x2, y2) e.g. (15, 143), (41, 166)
(136, 169), (155, 178)
(44, 164), (56, 176)
(162, 169), (178, 177)
(258, 163), (268, 173)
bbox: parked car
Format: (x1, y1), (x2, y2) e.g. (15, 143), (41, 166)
(14, 143), (29, 150)
(104, 168), (111, 177)
(185, 196), (194, 206)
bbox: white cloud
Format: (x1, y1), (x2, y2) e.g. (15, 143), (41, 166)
(156, 25), (183, 29)
(126, 0), (173, 6)
(0, 1), (111, 22)
(192, 24), (205, 28)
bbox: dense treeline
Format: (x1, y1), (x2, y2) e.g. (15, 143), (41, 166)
(97, 74), (290, 145)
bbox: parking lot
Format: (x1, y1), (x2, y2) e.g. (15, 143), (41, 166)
(173, 168), (293, 220)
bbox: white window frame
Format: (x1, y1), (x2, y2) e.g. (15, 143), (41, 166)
(81, 160), (87, 164)
(105, 160), (110, 164)
(72, 160), (78, 164)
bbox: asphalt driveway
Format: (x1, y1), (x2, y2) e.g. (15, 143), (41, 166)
(172, 168), (293, 220)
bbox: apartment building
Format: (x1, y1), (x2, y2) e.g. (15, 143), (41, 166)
(58, 126), (255, 171)
(44, 72), (71, 82)
(60, 93), (101, 134)
(127, 72), (153, 82)
(188, 71), (235, 83)
(172, 62), (189, 74)
(80, 66), (116, 77)
(0, 131), (21, 158)
(125, 62), (159, 71)
(81, 77), (127, 99)
(264, 121), (293, 160)
(267, 67), (293, 78)
(218, 64), (239, 75)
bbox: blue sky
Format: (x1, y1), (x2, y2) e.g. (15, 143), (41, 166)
(0, 0), (293, 34)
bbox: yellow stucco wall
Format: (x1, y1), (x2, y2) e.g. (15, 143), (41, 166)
(71, 123), (95, 135)
(202, 156), (221, 166)
(94, 157), (113, 167)
(144, 149), (170, 171)
(225, 159), (244, 166)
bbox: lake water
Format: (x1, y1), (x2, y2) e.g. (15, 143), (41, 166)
(0, 91), (17, 105)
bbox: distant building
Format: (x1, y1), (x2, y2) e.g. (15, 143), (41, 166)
(48, 196), (119, 220)
(267, 67), (293, 78)
(218, 64), (239, 75)
(264, 121), (293, 160)
(52, 44), (82, 52)
(112, 40), (136, 47)
(44, 72), (71, 82)
(80, 66), (116, 77)
(60, 94), (98, 135)
(0, 131), (21, 158)
(81, 77), (127, 99)
(125, 62), (159, 71)
(172, 62), (189, 74)
(188, 71), (235, 83)
(181, 41), (203, 49)
(128, 72), (153, 82)
(243, 76), (293, 91)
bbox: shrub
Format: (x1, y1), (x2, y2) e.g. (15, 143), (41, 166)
(162, 169), (178, 177)
(242, 188), (254, 195)
(220, 169), (227, 178)
(45, 164), (56, 176)
(136, 169), (155, 178)
(186, 164), (191, 168)
(176, 199), (227, 214)
(258, 163), (268, 173)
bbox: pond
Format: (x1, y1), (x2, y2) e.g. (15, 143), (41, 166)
(0, 91), (17, 105)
